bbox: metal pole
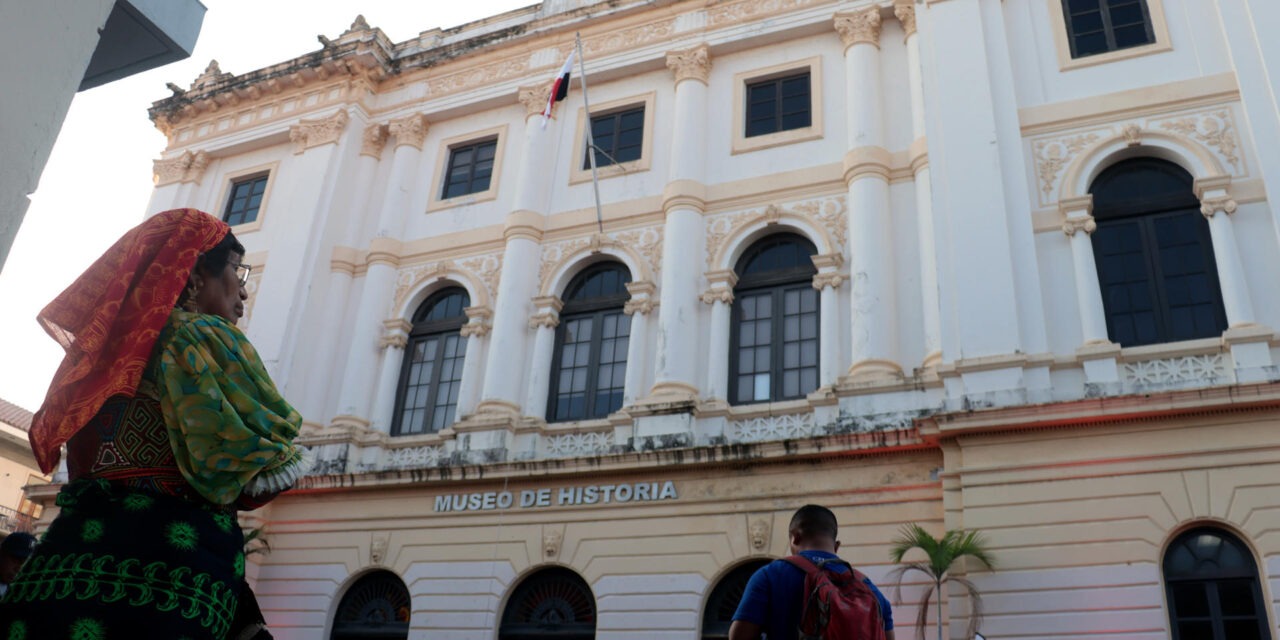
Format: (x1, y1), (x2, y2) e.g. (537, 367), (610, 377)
(575, 32), (605, 235)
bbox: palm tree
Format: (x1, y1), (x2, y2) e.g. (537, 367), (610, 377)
(888, 523), (996, 640)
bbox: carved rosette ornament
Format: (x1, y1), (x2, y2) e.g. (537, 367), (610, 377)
(388, 113), (429, 150)
(893, 2), (916, 39)
(289, 110), (350, 155)
(834, 7), (882, 50)
(1200, 196), (1238, 219)
(361, 124), (388, 158)
(666, 44), (712, 85)
(518, 84), (553, 119)
(1062, 215), (1098, 237)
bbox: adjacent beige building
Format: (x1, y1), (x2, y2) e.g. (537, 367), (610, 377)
(26, 0), (1280, 638)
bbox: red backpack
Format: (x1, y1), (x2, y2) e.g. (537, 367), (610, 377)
(784, 555), (886, 640)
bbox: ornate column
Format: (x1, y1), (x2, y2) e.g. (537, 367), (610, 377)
(1059, 197), (1110, 345)
(835, 9), (900, 383)
(456, 306), (492, 418)
(523, 297), (563, 421)
(476, 87), (557, 420)
(650, 44), (712, 403)
(811, 254), (845, 389)
(1195, 178), (1255, 326)
(896, 2), (942, 368)
(701, 270), (737, 405)
(369, 319), (411, 432)
(313, 124), (387, 423)
(333, 114), (427, 427)
(622, 281), (657, 406)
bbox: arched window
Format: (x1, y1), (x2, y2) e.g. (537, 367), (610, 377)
(548, 263), (632, 422)
(702, 559), (771, 639)
(331, 570), (411, 640)
(499, 567), (596, 639)
(1164, 527), (1270, 640)
(731, 234), (819, 404)
(392, 287), (470, 435)
(1090, 158), (1226, 347)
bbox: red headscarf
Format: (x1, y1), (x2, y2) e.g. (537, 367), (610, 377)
(30, 209), (230, 472)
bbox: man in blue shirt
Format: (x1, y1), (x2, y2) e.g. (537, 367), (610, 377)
(730, 505), (895, 640)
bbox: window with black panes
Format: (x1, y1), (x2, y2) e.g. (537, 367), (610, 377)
(442, 138), (497, 199)
(1062, 0), (1155, 58)
(548, 263), (632, 422)
(392, 288), (470, 436)
(585, 106), (644, 169)
(731, 234), (819, 404)
(222, 174), (268, 226)
(745, 72), (811, 138)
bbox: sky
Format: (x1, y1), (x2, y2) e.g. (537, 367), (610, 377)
(0, 0), (535, 412)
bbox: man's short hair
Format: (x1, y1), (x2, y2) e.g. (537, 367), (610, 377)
(789, 504), (838, 542)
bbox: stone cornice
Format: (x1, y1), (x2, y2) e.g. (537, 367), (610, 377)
(666, 44), (711, 86)
(834, 7), (882, 50)
(290, 110), (350, 154)
(153, 149), (210, 186)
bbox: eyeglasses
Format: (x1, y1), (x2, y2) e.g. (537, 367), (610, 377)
(231, 262), (254, 286)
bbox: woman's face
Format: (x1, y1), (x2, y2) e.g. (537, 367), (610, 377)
(193, 251), (248, 323)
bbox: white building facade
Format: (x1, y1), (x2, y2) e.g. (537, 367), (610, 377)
(32, 0), (1280, 637)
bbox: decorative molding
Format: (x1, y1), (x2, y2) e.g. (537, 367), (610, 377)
(518, 83), (552, 118)
(544, 431), (614, 458)
(538, 227), (663, 295)
(728, 412), (818, 443)
(1123, 354), (1230, 387)
(666, 44), (711, 85)
(529, 312), (560, 330)
(361, 123), (388, 157)
(370, 535), (388, 565)
(289, 109), (349, 154)
(1062, 215), (1097, 237)
(1032, 131), (1103, 203)
(893, 2), (916, 39)
(391, 253), (502, 316)
(708, 0), (823, 27)
(543, 529), (562, 558)
(701, 288), (735, 305)
(624, 297), (658, 315)
(190, 59), (232, 91)
(462, 305), (493, 339)
(812, 272), (845, 290)
(1200, 195), (1238, 219)
(153, 150), (210, 186)
(705, 196), (846, 271)
(385, 445), (444, 469)
(460, 322), (492, 338)
(1122, 123), (1142, 147)
(388, 113), (429, 150)
(379, 332), (408, 350)
(833, 8), (882, 49)
(1156, 109), (1241, 172)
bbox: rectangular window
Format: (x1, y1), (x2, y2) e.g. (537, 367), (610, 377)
(745, 72), (811, 138)
(1062, 0), (1154, 59)
(584, 107), (645, 169)
(222, 174), (268, 226)
(442, 138), (497, 199)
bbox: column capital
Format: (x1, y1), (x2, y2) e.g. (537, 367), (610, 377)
(153, 149), (210, 186)
(893, 1), (917, 39)
(843, 146), (892, 183)
(461, 305), (493, 337)
(290, 110), (350, 155)
(812, 272), (845, 290)
(624, 297), (658, 316)
(532, 295), (564, 314)
(1200, 195), (1238, 219)
(666, 44), (712, 86)
(705, 269), (739, 289)
(388, 113), (429, 150)
(518, 83), (553, 119)
(367, 237), (402, 267)
(811, 253), (845, 271)
(834, 7), (882, 50)
(701, 288), (734, 305)
(1062, 215), (1097, 237)
(379, 318), (412, 350)
(529, 312), (560, 329)
(361, 123), (389, 158)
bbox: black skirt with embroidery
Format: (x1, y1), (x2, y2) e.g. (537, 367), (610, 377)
(0, 478), (246, 640)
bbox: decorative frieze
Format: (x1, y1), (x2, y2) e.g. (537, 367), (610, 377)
(666, 44), (711, 85)
(538, 227), (663, 294)
(834, 7), (883, 49)
(385, 445), (445, 469)
(289, 110), (350, 154)
(391, 253), (503, 317)
(728, 412), (818, 443)
(543, 431), (614, 458)
(1157, 109), (1241, 172)
(704, 197), (846, 270)
(1123, 354), (1230, 387)
(708, 0), (823, 27)
(388, 113), (429, 150)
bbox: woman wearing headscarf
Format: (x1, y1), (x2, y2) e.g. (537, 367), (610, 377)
(0, 209), (311, 639)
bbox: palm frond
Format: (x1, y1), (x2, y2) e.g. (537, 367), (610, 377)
(951, 576), (986, 639)
(914, 582), (935, 640)
(888, 522), (997, 640)
(886, 563), (934, 605)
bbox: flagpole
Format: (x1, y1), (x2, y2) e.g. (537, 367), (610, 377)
(575, 32), (606, 236)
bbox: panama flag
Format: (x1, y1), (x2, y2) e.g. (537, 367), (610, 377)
(541, 49), (576, 127)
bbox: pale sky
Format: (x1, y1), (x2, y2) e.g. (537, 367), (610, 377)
(0, 0), (535, 411)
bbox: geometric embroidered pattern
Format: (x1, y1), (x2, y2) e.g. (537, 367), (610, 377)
(4, 552), (237, 639)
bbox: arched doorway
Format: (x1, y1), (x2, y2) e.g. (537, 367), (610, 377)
(331, 570), (411, 640)
(702, 559), (771, 639)
(500, 567), (596, 639)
